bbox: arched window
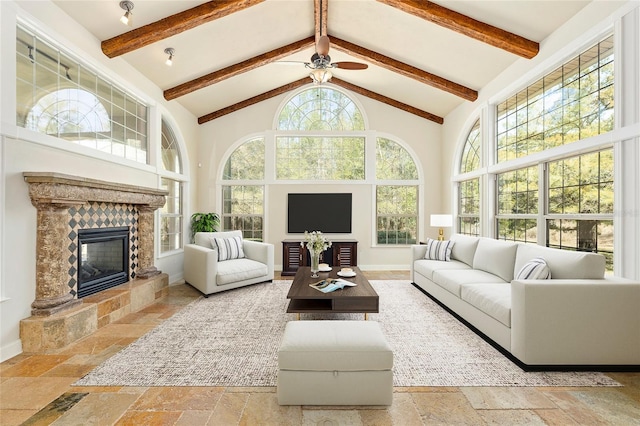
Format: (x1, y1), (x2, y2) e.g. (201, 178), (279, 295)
(457, 119), (481, 236)
(277, 87), (364, 131)
(17, 25), (149, 163)
(459, 119), (481, 174)
(159, 118), (184, 253)
(222, 138), (265, 241)
(161, 120), (182, 174)
(376, 138), (419, 245)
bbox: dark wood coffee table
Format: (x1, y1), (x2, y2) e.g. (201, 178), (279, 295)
(286, 266), (379, 319)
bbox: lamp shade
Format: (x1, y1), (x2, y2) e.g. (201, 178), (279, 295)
(430, 214), (453, 227)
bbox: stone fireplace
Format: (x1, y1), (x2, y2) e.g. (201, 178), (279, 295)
(20, 172), (169, 352)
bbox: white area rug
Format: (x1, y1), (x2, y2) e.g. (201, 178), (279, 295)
(75, 280), (620, 387)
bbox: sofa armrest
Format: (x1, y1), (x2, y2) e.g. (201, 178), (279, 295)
(184, 243), (219, 294)
(243, 240), (275, 280)
(410, 245), (427, 282)
(511, 277), (640, 365)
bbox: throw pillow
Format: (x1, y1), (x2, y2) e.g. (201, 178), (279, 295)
(515, 257), (551, 280)
(212, 236), (245, 261)
(424, 238), (455, 261)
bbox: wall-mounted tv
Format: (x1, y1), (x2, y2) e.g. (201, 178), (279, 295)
(287, 193), (352, 234)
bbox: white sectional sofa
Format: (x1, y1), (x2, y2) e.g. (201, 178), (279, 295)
(411, 234), (640, 367)
(184, 231), (274, 296)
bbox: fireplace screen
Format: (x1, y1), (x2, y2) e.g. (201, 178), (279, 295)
(77, 226), (129, 298)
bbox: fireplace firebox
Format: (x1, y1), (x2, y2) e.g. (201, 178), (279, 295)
(77, 226), (130, 298)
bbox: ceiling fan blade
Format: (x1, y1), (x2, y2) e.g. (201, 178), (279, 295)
(316, 35), (330, 56)
(333, 62), (368, 70)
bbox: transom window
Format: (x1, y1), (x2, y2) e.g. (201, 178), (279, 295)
(16, 25), (148, 164)
(277, 88), (365, 131)
(496, 35), (613, 163)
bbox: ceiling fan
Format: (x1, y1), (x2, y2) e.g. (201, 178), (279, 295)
(304, 35), (368, 84)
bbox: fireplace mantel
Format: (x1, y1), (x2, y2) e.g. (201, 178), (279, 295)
(23, 172), (168, 316)
(23, 172), (167, 208)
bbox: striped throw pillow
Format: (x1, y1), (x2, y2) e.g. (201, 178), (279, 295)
(424, 238), (455, 261)
(212, 236), (245, 261)
(515, 257), (551, 280)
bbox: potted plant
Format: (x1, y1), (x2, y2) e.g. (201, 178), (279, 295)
(190, 212), (220, 242)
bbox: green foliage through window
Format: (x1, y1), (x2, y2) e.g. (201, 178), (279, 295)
(222, 185), (264, 241)
(376, 186), (418, 245)
(278, 87), (365, 131)
(496, 35), (613, 163)
(460, 119), (481, 174)
(376, 138), (418, 180)
(276, 137), (365, 180)
(223, 138), (265, 180)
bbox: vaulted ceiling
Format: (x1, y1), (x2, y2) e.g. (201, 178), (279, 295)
(51, 0), (590, 125)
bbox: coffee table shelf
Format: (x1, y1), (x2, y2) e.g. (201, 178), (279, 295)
(286, 267), (379, 315)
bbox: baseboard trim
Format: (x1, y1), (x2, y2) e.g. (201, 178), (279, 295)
(411, 282), (640, 373)
(0, 339), (23, 363)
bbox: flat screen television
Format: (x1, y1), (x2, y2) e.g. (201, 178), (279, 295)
(287, 193), (352, 234)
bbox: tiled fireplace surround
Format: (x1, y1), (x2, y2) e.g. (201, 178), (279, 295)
(20, 172), (169, 353)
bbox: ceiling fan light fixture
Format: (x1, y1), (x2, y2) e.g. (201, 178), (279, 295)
(119, 1), (134, 26)
(164, 48), (175, 66)
(309, 68), (332, 85)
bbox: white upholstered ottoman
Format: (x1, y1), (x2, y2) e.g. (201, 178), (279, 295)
(277, 320), (393, 406)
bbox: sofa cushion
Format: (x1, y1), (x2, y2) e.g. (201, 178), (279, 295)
(461, 284), (511, 327)
(432, 269), (507, 297)
(473, 238), (518, 282)
(449, 234), (479, 266)
(212, 236), (245, 261)
(515, 257), (551, 280)
(414, 259), (470, 281)
(514, 244), (605, 279)
(216, 258), (268, 285)
(424, 238), (454, 261)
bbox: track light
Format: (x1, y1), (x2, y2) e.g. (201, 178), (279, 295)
(164, 48), (175, 66)
(119, 1), (134, 26)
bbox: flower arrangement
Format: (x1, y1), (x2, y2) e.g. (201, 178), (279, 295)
(302, 230), (332, 253)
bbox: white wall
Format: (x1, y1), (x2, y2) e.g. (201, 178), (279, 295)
(0, 0), (199, 361)
(441, 0), (640, 279)
(197, 86), (443, 271)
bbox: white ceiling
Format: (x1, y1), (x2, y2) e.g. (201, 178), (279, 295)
(49, 0), (591, 122)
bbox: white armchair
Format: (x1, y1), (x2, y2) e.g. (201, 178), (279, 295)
(184, 230), (274, 297)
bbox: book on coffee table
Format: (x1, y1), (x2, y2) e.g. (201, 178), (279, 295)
(309, 278), (357, 293)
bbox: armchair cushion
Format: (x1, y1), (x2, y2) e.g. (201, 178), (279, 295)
(217, 259), (268, 285)
(212, 236), (245, 261)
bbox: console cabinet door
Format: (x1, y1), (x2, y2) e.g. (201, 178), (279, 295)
(282, 241), (306, 276)
(332, 241), (358, 267)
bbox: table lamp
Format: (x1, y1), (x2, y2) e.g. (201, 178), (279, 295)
(430, 214), (453, 241)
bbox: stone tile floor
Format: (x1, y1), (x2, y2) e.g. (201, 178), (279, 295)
(1, 271), (639, 425)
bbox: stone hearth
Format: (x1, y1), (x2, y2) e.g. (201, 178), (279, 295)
(20, 172), (168, 352)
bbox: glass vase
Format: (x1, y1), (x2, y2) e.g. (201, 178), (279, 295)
(309, 248), (320, 278)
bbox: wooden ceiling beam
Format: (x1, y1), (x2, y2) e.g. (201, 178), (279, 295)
(330, 77), (443, 124)
(102, 0), (265, 58)
(376, 0), (539, 59)
(164, 37), (315, 101)
(329, 35), (477, 102)
(315, 0), (328, 43)
(198, 78), (310, 124)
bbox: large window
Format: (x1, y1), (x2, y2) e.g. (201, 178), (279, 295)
(458, 120), (481, 236)
(159, 119), (184, 253)
(222, 138), (265, 241)
(16, 25), (148, 163)
(546, 149), (614, 269)
(376, 138), (419, 245)
(221, 87), (421, 246)
(496, 35), (613, 163)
